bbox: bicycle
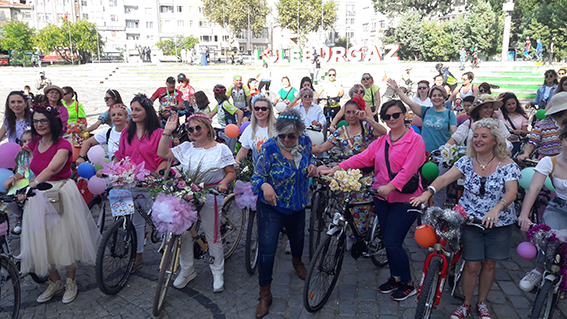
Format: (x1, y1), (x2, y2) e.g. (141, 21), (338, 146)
(515, 158), (551, 225)
(303, 186), (387, 313)
(152, 189), (245, 316)
(317, 96), (341, 140)
(0, 254), (19, 319)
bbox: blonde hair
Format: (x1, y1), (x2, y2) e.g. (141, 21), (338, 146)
(188, 112), (215, 141)
(250, 96), (276, 140)
(466, 118), (510, 159)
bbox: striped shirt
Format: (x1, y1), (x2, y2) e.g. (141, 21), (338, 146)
(528, 117), (561, 159)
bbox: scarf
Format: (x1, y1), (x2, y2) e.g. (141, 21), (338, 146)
(277, 138), (304, 168)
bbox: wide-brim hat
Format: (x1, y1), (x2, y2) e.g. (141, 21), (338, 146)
(43, 85), (64, 97)
(546, 92), (567, 116)
(468, 94), (503, 117)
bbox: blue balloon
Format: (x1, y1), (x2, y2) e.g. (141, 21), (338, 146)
(410, 125), (421, 135)
(0, 168), (14, 192)
(77, 163), (96, 179)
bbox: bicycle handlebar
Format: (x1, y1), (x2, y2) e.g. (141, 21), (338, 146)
(0, 182), (53, 203)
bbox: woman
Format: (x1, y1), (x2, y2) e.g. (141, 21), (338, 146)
(248, 78), (260, 98)
(76, 104), (129, 164)
(114, 94), (169, 271)
(158, 112), (236, 293)
(433, 74), (451, 96)
(552, 75), (567, 97)
(43, 85), (69, 128)
(194, 91), (211, 114)
(274, 76), (297, 106)
(251, 108), (317, 318)
(518, 92), (567, 161)
(361, 73), (381, 117)
(449, 72), (479, 107)
(208, 84), (243, 152)
(288, 77), (317, 106)
(294, 87), (325, 129)
(14, 103), (100, 304)
(323, 100), (425, 301)
(61, 86), (86, 124)
(478, 82), (492, 95)
(495, 93), (528, 155)
(87, 89), (125, 132)
(411, 80), (432, 107)
(527, 69), (558, 110)
(0, 91), (31, 143)
(236, 96), (276, 164)
(518, 123), (567, 292)
(411, 118), (520, 319)
(329, 84), (373, 131)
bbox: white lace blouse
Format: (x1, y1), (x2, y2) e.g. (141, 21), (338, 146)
(171, 142), (236, 184)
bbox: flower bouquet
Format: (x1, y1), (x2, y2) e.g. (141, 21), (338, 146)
(526, 224), (567, 290)
(322, 168), (364, 193)
(66, 119), (89, 147)
(237, 157), (254, 182)
(101, 157), (151, 187)
(439, 144), (466, 169)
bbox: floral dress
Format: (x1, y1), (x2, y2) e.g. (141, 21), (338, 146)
(328, 122), (375, 237)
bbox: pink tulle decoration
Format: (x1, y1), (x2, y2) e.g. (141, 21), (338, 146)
(233, 180), (257, 211)
(152, 193), (198, 235)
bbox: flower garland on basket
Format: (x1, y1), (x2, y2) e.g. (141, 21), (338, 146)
(526, 224), (567, 290)
(439, 145), (466, 169)
(66, 119), (89, 147)
(101, 157), (151, 188)
(422, 205), (468, 252)
(321, 168), (364, 193)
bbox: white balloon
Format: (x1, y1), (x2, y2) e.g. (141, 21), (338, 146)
(307, 130), (324, 146)
(275, 102), (287, 112)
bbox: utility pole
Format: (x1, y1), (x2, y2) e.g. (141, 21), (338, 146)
(67, 21), (74, 65)
(297, 1), (299, 46)
(247, 5), (251, 53)
(501, 1), (514, 62)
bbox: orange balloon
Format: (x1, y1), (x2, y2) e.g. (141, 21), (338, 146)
(414, 224), (437, 248)
(225, 124), (240, 138)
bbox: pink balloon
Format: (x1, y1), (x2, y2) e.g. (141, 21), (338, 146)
(87, 145), (106, 164)
(412, 116), (423, 127)
(316, 165), (329, 175)
(517, 242), (537, 259)
(88, 176), (106, 195)
(0, 142), (21, 168)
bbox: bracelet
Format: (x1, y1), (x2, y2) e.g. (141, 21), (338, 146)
(426, 185), (437, 196)
(162, 132), (171, 137)
(78, 155), (88, 161)
(499, 199), (509, 209)
(31, 179), (39, 185)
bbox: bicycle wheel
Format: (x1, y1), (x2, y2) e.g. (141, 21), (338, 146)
(29, 272), (48, 284)
(244, 209), (259, 275)
(530, 280), (559, 319)
(89, 196), (108, 234)
(220, 195), (245, 259)
(309, 191), (326, 260)
(303, 232), (346, 313)
(367, 215), (388, 267)
(153, 234), (179, 317)
(0, 256), (20, 319)
(95, 217), (137, 295)
(415, 258), (443, 319)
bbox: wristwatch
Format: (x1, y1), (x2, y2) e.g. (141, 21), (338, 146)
(426, 186), (436, 196)
(78, 155), (88, 161)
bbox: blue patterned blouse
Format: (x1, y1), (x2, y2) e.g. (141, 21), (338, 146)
(251, 134), (315, 213)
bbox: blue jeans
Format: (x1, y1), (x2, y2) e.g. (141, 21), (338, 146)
(257, 201), (305, 287)
(374, 198), (418, 283)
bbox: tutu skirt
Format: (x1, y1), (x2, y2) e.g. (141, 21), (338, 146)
(20, 180), (101, 276)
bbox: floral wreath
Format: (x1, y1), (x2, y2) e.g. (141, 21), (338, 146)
(31, 102), (60, 118)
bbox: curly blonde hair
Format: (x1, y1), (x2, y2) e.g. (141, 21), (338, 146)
(466, 118), (510, 159)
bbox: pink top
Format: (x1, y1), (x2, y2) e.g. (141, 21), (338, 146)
(495, 110), (528, 143)
(56, 105), (69, 129)
(114, 128), (169, 172)
(28, 137), (72, 180)
(339, 127), (425, 203)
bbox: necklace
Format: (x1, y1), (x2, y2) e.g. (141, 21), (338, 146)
(390, 128), (407, 143)
(476, 155), (496, 170)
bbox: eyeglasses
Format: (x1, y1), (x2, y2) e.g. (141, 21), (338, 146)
(354, 90), (364, 94)
(479, 177), (486, 196)
(278, 133), (297, 140)
(328, 74), (336, 77)
(104, 97), (114, 101)
(254, 107), (268, 112)
(418, 87), (428, 90)
(214, 87), (227, 94)
(383, 112), (403, 121)
(361, 77), (371, 81)
(302, 94), (313, 98)
(187, 125), (202, 134)
(33, 119), (49, 125)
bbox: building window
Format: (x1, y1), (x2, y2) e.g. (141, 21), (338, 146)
(189, 20), (192, 27)
(222, 35), (229, 41)
(177, 6), (182, 13)
(188, 6), (192, 13)
(363, 23), (369, 32)
(145, 7), (152, 14)
(161, 19), (171, 28)
(147, 35), (154, 40)
(23, 12), (31, 19)
(177, 20), (184, 27)
(125, 6), (138, 14)
(109, 0), (116, 7)
(126, 20), (139, 28)
(110, 15), (116, 22)
(379, 20), (385, 29)
(126, 34), (140, 40)
(82, 13), (88, 19)
(200, 35), (211, 42)
(160, 5), (173, 13)
(199, 21), (210, 27)
(198, 6), (203, 14)
(146, 21), (153, 28)
(81, 0), (87, 6)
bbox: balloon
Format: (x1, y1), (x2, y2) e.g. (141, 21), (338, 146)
(337, 120), (348, 128)
(409, 125), (421, 135)
(72, 146), (81, 162)
(421, 162), (439, 180)
(536, 109), (547, 120)
(88, 176), (106, 195)
(415, 224), (436, 247)
(457, 115), (470, 126)
(0, 142), (21, 168)
(95, 158), (111, 172)
(544, 176), (556, 191)
(87, 145), (106, 164)
(306, 130), (324, 146)
(275, 102), (287, 112)
(77, 178), (93, 204)
(225, 124), (240, 138)
(77, 163), (96, 179)
(0, 168), (14, 192)
(517, 242), (537, 259)
(240, 121), (251, 135)
(519, 167), (535, 190)
(7, 179), (29, 195)
(316, 165), (329, 175)
(412, 116), (423, 127)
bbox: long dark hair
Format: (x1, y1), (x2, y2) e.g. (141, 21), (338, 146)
(107, 89), (124, 104)
(300, 77), (314, 90)
(544, 69), (558, 85)
(31, 108), (63, 145)
(500, 93), (528, 120)
(4, 91), (31, 140)
(62, 86), (78, 102)
(194, 91), (210, 110)
(126, 94), (161, 144)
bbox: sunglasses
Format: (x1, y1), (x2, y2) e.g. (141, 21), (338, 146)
(418, 87), (428, 90)
(214, 87), (227, 94)
(278, 133), (297, 140)
(560, 72), (566, 76)
(254, 107), (268, 112)
(187, 125), (202, 134)
(64, 91), (72, 95)
(328, 74), (336, 77)
(479, 177), (487, 196)
(354, 90), (364, 94)
(361, 77), (371, 81)
(479, 89), (487, 93)
(383, 112), (403, 121)
(104, 97), (114, 101)
(302, 94), (313, 98)
(33, 118), (49, 125)
(545, 75), (556, 78)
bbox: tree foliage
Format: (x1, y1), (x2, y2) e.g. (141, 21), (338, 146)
(384, 10), (423, 61)
(202, 0), (270, 37)
(0, 21), (35, 52)
(155, 36), (199, 57)
(517, 1), (567, 59)
(276, 0), (337, 44)
(34, 20), (103, 64)
(372, 0), (454, 16)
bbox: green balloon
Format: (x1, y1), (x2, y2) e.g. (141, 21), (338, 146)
(536, 109), (547, 120)
(421, 162), (440, 180)
(95, 158), (111, 171)
(544, 176), (556, 191)
(519, 167), (535, 190)
(337, 120), (349, 128)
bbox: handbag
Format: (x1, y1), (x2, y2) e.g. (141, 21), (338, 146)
(384, 141), (420, 194)
(44, 180), (67, 215)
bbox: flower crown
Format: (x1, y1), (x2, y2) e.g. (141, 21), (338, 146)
(31, 102), (60, 118)
(109, 103), (127, 112)
(188, 113), (211, 123)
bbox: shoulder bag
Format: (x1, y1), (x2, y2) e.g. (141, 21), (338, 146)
(384, 141), (420, 194)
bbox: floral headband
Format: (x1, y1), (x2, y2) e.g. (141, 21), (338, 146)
(188, 113), (212, 123)
(109, 103), (128, 112)
(31, 102), (60, 118)
(278, 115), (300, 121)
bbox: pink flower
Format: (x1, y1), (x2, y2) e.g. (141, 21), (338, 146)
(175, 171), (182, 178)
(184, 193), (193, 201)
(178, 180), (187, 188)
(191, 184), (200, 191)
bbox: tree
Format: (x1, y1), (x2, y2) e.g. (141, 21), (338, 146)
(0, 21), (35, 52)
(384, 10), (423, 60)
(276, 0), (337, 44)
(334, 36), (352, 49)
(518, 1), (567, 60)
(202, 0), (270, 37)
(34, 20), (103, 64)
(156, 36), (199, 58)
(464, 0), (503, 58)
(421, 19), (455, 62)
(372, 0), (454, 16)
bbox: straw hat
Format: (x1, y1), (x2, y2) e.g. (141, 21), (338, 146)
(546, 92), (567, 116)
(43, 85), (64, 97)
(468, 94), (503, 117)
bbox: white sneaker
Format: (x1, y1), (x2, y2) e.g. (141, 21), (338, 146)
(285, 240), (291, 254)
(213, 273), (224, 293)
(173, 268), (196, 289)
(62, 278), (78, 304)
(37, 280), (64, 303)
(519, 269), (542, 291)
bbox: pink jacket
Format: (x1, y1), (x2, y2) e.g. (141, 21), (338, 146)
(339, 127), (425, 203)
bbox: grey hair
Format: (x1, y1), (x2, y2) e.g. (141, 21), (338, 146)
(466, 118), (510, 159)
(348, 84), (365, 98)
(275, 108), (305, 135)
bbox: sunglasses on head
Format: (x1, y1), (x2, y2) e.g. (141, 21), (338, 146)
(214, 87), (227, 94)
(361, 77), (371, 81)
(383, 112), (403, 121)
(254, 107), (268, 112)
(418, 87), (428, 90)
(187, 125), (202, 134)
(278, 133), (297, 140)
(302, 94), (313, 98)
(479, 177), (487, 196)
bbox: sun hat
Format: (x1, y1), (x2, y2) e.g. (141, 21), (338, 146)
(468, 94), (503, 117)
(43, 85), (64, 97)
(546, 92), (567, 116)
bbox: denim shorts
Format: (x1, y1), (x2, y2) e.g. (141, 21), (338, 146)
(542, 199), (567, 231)
(461, 224), (513, 262)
